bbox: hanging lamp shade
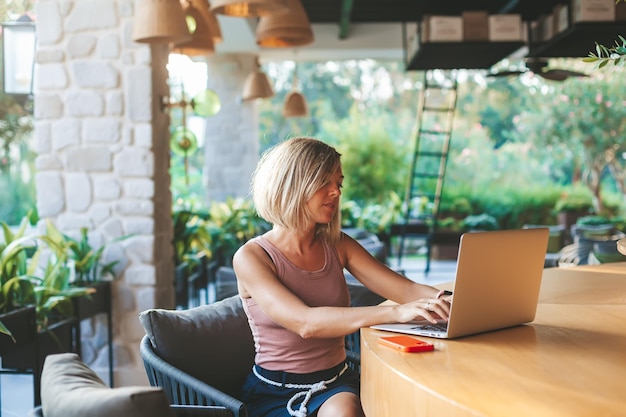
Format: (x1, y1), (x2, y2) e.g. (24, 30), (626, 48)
(283, 91), (308, 117)
(132, 0), (191, 44)
(256, 0), (313, 48)
(205, 1), (223, 43)
(171, 0), (215, 56)
(210, 0), (289, 17)
(242, 57), (274, 100)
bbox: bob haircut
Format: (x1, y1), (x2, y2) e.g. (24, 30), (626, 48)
(252, 137), (343, 243)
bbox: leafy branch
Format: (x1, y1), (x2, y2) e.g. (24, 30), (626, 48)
(583, 0), (625, 68)
(584, 35), (626, 68)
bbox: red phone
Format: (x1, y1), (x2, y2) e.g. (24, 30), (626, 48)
(378, 335), (434, 353)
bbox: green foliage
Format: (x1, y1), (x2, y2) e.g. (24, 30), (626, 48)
(554, 185), (595, 213)
(41, 221), (129, 285)
(172, 198), (270, 269)
(341, 191), (403, 235)
(585, 35), (626, 68)
(322, 107), (411, 205)
(576, 215), (611, 226)
(0, 94), (36, 225)
(0, 216), (37, 337)
(462, 213), (499, 231)
(0, 215), (95, 338)
(513, 72), (626, 213)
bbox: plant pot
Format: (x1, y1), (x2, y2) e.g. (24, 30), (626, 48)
(72, 281), (112, 320)
(71, 280), (114, 386)
(1, 317), (75, 371)
(0, 306), (37, 356)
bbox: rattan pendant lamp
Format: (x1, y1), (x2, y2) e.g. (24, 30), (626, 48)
(283, 63), (308, 118)
(210, 0), (289, 17)
(242, 57), (275, 101)
(256, 0), (313, 48)
(132, 0), (191, 44)
(171, 0), (215, 56)
(205, 1), (223, 43)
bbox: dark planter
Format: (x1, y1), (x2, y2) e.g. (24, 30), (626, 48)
(72, 281), (111, 321)
(430, 231), (462, 261)
(1, 317), (75, 371)
(0, 306), (37, 356)
(1, 317), (75, 405)
(72, 280), (113, 386)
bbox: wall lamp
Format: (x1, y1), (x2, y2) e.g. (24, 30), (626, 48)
(2, 14), (36, 98)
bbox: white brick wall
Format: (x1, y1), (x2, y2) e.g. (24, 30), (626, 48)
(34, 0), (260, 387)
(34, 0), (172, 386)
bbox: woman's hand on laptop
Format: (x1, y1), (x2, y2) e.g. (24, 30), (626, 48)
(395, 297), (451, 324)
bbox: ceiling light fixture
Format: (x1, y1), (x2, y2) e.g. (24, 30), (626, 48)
(242, 57), (275, 100)
(132, 0), (191, 44)
(210, 0), (289, 17)
(256, 0), (313, 48)
(171, 0), (215, 56)
(282, 63), (307, 117)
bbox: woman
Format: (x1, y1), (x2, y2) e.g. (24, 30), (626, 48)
(233, 137), (452, 417)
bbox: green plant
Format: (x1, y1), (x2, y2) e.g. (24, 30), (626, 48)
(172, 198), (270, 270)
(205, 198), (270, 266)
(172, 208), (212, 267)
(1, 214), (100, 339)
(437, 217), (463, 232)
(462, 213), (499, 231)
(42, 221), (129, 285)
(30, 248), (94, 330)
(0, 216), (37, 339)
(554, 189), (594, 214)
(584, 0), (625, 68)
(576, 215), (612, 227)
(341, 191), (403, 235)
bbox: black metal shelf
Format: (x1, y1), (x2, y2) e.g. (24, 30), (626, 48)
(529, 22), (626, 58)
(406, 41), (525, 70)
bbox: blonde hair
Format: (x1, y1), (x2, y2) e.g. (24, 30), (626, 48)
(252, 137), (342, 243)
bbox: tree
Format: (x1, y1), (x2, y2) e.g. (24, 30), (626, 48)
(514, 71), (626, 213)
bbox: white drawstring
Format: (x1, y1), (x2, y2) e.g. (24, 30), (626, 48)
(253, 363), (348, 417)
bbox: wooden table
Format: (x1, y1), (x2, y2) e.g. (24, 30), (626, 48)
(360, 263), (626, 417)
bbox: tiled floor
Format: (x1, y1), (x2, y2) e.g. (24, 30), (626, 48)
(0, 256), (457, 417)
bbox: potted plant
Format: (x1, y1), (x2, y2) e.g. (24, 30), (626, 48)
(462, 213), (499, 232)
(554, 191), (594, 233)
(0, 215), (38, 350)
(2, 235), (96, 369)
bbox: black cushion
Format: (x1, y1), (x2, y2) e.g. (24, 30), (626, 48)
(138, 296), (255, 398)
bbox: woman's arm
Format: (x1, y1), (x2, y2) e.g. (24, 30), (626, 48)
(339, 233), (444, 304)
(233, 241), (448, 340)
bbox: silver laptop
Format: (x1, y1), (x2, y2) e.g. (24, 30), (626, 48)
(371, 228), (549, 339)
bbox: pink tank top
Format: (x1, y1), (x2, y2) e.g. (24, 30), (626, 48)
(242, 234), (349, 373)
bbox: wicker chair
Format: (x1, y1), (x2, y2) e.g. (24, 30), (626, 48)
(139, 293), (377, 417)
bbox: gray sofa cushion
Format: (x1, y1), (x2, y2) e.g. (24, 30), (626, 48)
(41, 353), (173, 417)
(138, 295), (255, 398)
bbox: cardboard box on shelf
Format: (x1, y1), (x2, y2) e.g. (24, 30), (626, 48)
(488, 14), (523, 41)
(616, 1), (626, 20)
(553, 4), (569, 34)
(572, 0), (615, 22)
(462, 11), (489, 41)
(421, 15), (463, 42)
(539, 13), (554, 41)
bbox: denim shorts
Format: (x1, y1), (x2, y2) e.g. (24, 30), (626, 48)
(240, 361), (360, 417)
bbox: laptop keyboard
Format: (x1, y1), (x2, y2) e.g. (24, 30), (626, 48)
(413, 323), (448, 332)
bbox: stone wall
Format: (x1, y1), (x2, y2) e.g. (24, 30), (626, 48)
(33, 0), (260, 387)
(204, 54), (259, 202)
(34, 0), (173, 386)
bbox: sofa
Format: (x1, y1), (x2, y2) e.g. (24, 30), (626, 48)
(27, 352), (230, 417)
